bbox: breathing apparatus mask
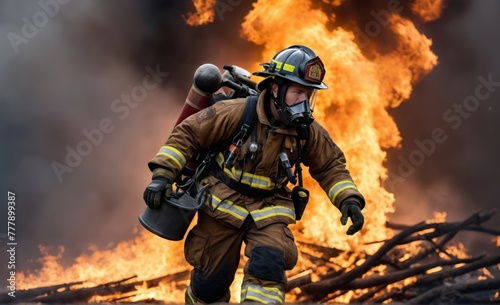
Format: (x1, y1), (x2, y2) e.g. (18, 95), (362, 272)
(271, 79), (318, 127)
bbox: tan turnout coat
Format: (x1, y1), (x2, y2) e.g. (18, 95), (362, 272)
(149, 90), (365, 229)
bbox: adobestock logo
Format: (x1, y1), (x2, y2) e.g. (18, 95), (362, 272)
(7, 0), (72, 54)
(353, 0), (403, 49)
(215, 0), (243, 22)
(385, 73), (499, 192)
(51, 65), (170, 183)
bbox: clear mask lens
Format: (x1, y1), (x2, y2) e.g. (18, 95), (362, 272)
(308, 89), (318, 112)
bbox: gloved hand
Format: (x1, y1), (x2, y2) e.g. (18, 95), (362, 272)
(340, 201), (364, 235)
(143, 177), (172, 209)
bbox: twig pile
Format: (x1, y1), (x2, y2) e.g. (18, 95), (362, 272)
(1, 271), (190, 303)
(4, 209), (500, 304)
(287, 209), (500, 303)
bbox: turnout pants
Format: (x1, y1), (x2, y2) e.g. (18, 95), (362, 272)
(184, 211), (298, 304)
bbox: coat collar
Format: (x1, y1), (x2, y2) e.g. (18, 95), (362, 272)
(256, 90), (298, 136)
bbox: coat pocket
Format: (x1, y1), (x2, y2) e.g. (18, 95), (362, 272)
(281, 226), (298, 270)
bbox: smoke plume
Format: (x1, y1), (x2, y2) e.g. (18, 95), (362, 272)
(385, 0), (500, 256)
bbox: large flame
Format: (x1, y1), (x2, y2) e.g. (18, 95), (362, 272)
(241, 0), (438, 252)
(19, 0), (446, 303)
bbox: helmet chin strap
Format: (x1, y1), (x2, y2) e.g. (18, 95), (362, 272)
(272, 81), (292, 126)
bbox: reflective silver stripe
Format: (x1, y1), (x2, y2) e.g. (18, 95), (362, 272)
(206, 195), (249, 220)
(215, 153), (276, 190)
(241, 282), (285, 304)
(157, 145), (187, 169)
(328, 180), (358, 203)
(250, 206), (295, 222)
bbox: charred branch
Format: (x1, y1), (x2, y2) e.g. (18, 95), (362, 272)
(27, 276), (140, 303)
(342, 256), (481, 290)
(8, 271), (190, 304)
(349, 284), (387, 303)
(399, 209), (497, 245)
(407, 277), (500, 304)
(286, 272), (312, 291)
(295, 240), (344, 259)
(407, 254), (500, 291)
(301, 220), (433, 295)
(0, 281), (83, 303)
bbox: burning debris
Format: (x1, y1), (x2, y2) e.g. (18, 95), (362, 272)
(7, 209), (500, 303)
(288, 209), (500, 303)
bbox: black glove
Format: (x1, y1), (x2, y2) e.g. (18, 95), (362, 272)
(340, 201), (364, 235)
(143, 177), (172, 209)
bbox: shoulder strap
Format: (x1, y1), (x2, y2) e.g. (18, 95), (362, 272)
(221, 95), (258, 169)
(231, 95), (259, 144)
(206, 95), (259, 152)
(197, 95), (259, 173)
(180, 95), (259, 189)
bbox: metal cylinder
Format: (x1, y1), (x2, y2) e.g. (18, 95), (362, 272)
(174, 63), (222, 125)
(139, 64), (221, 241)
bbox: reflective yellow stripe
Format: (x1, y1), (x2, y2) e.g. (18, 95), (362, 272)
(250, 206), (295, 222)
(206, 195), (249, 220)
(241, 289), (268, 304)
(215, 153), (277, 191)
(157, 145), (187, 169)
(241, 283), (285, 304)
(328, 180), (358, 203)
(271, 59), (295, 73)
(186, 286), (196, 304)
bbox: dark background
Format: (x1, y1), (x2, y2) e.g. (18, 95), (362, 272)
(0, 0), (498, 277)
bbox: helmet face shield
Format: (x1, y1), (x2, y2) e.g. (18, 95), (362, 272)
(308, 89), (318, 112)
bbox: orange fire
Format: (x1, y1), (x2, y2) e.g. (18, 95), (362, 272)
(241, 0), (438, 253)
(19, 229), (190, 302)
(411, 0), (446, 22)
(183, 0), (217, 26)
(19, 0), (448, 303)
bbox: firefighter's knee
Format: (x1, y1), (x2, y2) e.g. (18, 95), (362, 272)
(190, 269), (231, 303)
(248, 246), (286, 283)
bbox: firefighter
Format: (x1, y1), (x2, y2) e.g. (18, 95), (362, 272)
(144, 45), (365, 304)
